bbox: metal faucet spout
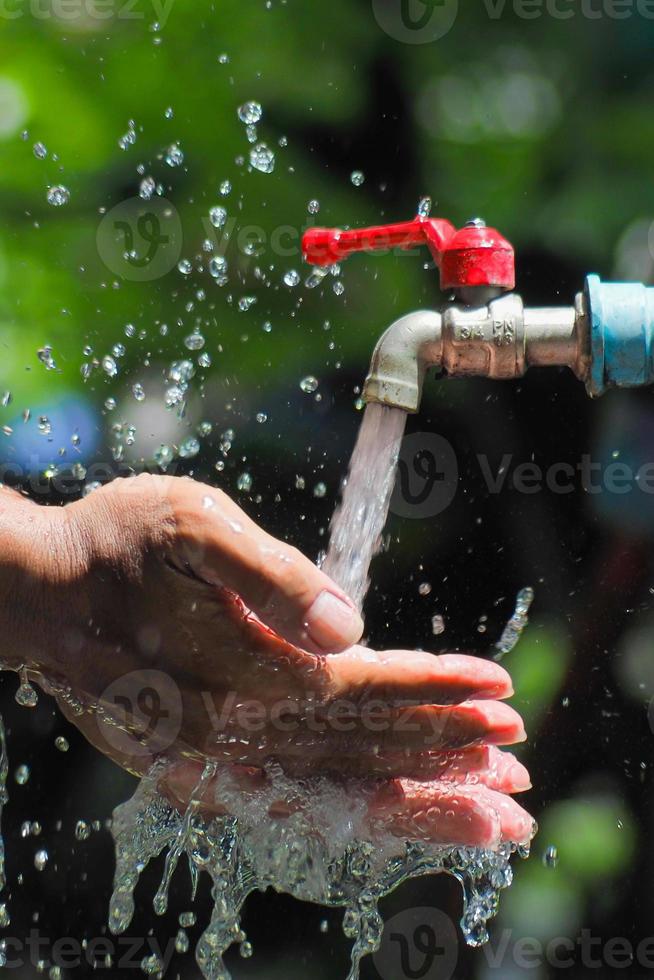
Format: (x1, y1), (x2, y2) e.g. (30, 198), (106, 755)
(362, 311), (442, 414)
(363, 293), (591, 413)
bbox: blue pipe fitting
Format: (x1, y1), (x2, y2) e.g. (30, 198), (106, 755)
(586, 274), (654, 397)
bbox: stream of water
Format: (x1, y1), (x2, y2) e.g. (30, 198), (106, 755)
(321, 402), (407, 609)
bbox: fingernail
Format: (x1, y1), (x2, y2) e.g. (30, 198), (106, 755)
(507, 759), (532, 792)
(305, 590), (364, 651)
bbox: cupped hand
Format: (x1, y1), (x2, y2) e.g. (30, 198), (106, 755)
(1, 474), (534, 848)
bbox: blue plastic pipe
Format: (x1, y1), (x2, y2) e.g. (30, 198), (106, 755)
(586, 274), (654, 396)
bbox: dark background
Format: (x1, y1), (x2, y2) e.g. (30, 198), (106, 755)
(1, 0), (654, 976)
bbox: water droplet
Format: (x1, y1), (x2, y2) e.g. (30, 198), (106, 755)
(34, 849), (48, 871)
(179, 911), (196, 928)
(165, 143), (184, 167)
(33, 141), (47, 159)
(139, 176), (156, 200)
(184, 332), (205, 351)
(154, 445), (174, 470)
(300, 375), (319, 393)
(209, 206), (227, 228)
(238, 101), (263, 125)
(219, 180), (232, 196)
(209, 255), (228, 278)
(75, 820), (91, 841)
(47, 185), (70, 207)
(256, 412), (267, 423)
(350, 170), (365, 187)
(175, 929), (190, 954)
(164, 106), (174, 119)
(141, 953), (163, 976)
(283, 269), (300, 287)
(418, 582), (432, 596)
(177, 259), (192, 275)
(239, 941), (253, 959)
(417, 196), (432, 218)
(15, 670), (38, 708)
(431, 614), (446, 636)
(37, 346), (57, 371)
(320, 919), (329, 934)
(132, 383), (146, 402)
(102, 355), (118, 378)
(238, 296), (256, 311)
(179, 437), (200, 459)
(237, 472), (253, 492)
(333, 280), (345, 296)
(54, 736), (69, 752)
(543, 845), (558, 868)
(307, 199), (320, 214)
(249, 143), (275, 174)
(14, 764), (30, 785)
(313, 482), (327, 498)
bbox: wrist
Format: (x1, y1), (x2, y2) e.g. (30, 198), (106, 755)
(0, 489), (77, 674)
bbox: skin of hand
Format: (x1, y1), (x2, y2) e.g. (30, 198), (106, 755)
(0, 474), (534, 848)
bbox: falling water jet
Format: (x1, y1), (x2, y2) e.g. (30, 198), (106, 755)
(321, 403), (407, 609)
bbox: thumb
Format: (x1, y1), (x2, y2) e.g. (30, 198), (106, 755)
(169, 478), (364, 655)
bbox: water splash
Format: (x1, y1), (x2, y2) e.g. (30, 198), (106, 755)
(322, 403), (407, 609)
(109, 762), (527, 980)
(493, 587), (535, 660)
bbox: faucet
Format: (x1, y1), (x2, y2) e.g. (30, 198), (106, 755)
(302, 214), (654, 412)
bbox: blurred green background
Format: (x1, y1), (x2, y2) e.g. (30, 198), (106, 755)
(2, 1), (654, 978)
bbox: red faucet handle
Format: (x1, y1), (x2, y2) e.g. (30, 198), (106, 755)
(301, 215), (515, 292)
(302, 217), (456, 268)
(441, 222), (515, 292)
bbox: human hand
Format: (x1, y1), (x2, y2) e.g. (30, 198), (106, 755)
(0, 474), (533, 847)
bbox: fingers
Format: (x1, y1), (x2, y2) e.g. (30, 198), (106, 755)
(370, 780), (535, 848)
(324, 649), (514, 706)
(262, 745), (531, 791)
(168, 479), (364, 654)
(296, 700), (526, 759)
(160, 762), (535, 849)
